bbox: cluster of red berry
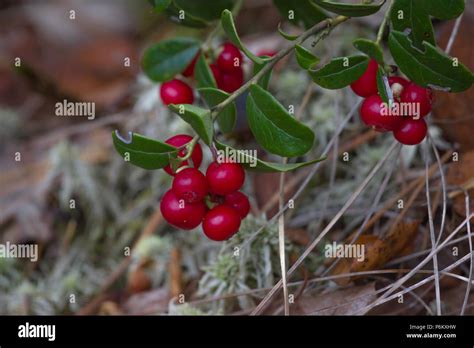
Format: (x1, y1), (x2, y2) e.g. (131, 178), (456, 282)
(159, 43), (244, 105)
(160, 134), (250, 241)
(353, 60), (433, 145)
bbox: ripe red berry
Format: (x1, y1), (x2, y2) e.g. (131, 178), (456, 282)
(206, 161), (245, 195)
(400, 83), (433, 119)
(172, 168), (208, 203)
(388, 76), (410, 89)
(160, 79), (194, 105)
(216, 67), (244, 93)
(217, 42), (243, 72)
(160, 190), (206, 230)
(182, 54), (199, 77)
(224, 191), (250, 219)
(163, 134), (203, 176)
(393, 118), (428, 145)
(360, 95), (404, 132)
(202, 205), (241, 241)
(350, 59), (378, 98)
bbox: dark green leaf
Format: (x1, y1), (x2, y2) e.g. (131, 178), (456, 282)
(165, 2), (208, 28)
(308, 55), (369, 89)
(246, 84), (315, 157)
(198, 87), (236, 133)
(376, 66), (391, 104)
(194, 53), (217, 88)
(215, 141), (326, 172)
(277, 22), (299, 41)
(142, 38), (200, 82)
(149, 0), (171, 13)
(168, 104), (214, 145)
(295, 44), (320, 70)
(389, 30), (474, 92)
(353, 39), (384, 65)
(273, 0), (328, 29)
(390, 0), (435, 49)
(112, 131), (176, 170)
(221, 10), (263, 64)
(252, 58), (273, 89)
(420, 0), (465, 20)
(313, 0), (385, 17)
(173, 0), (234, 21)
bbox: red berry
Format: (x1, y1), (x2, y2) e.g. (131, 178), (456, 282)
(160, 190), (206, 230)
(360, 95), (404, 132)
(206, 161), (245, 195)
(202, 205), (241, 241)
(182, 54), (199, 77)
(393, 118), (427, 145)
(210, 64), (222, 85)
(160, 79), (194, 105)
(216, 67), (244, 93)
(163, 134), (203, 176)
(224, 191), (250, 219)
(172, 168), (208, 203)
(217, 42), (243, 72)
(388, 76), (410, 89)
(400, 83), (433, 119)
(350, 59), (378, 97)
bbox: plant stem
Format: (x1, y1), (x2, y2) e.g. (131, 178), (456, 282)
(211, 15), (349, 116)
(376, 0), (393, 45)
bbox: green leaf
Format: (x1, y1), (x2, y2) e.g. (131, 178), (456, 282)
(388, 30), (474, 92)
(221, 10), (263, 64)
(112, 131), (176, 170)
(353, 39), (384, 65)
(149, 0), (171, 13)
(168, 104), (214, 145)
(198, 87), (236, 133)
(295, 44), (320, 70)
(277, 22), (299, 41)
(194, 53), (217, 88)
(142, 38), (200, 82)
(420, 0), (465, 20)
(215, 141), (326, 172)
(390, 0), (435, 49)
(252, 58), (273, 90)
(165, 2), (208, 28)
(173, 0), (234, 21)
(273, 0), (328, 29)
(308, 55), (369, 89)
(376, 66), (391, 104)
(246, 84), (315, 157)
(313, 0), (385, 17)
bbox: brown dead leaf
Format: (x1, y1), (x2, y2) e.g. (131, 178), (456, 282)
(446, 150), (474, 217)
(293, 282), (377, 315)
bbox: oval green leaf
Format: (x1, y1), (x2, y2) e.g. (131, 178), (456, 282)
(165, 2), (208, 28)
(253, 58), (273, 89)
(149, 0), (171, 13)
(142, 37), (200, 82)
(168, 104), (214, 145)
(112, 130), (177, 170)
(277, 22), (300, 41)
(221, 9), (264, 64)
(353, 38), (384, 65)
(198, 87), (236, 133)
(389, 30), (474, 92)
(308, 55), (369, 89)
(295, 44), (320, 70)
(376, 66), (392, 104)
(194, 53), (217, 89)
(313, 0), (385, 17)
(246, 84), (315, 157)
(174, 0), (234, 21)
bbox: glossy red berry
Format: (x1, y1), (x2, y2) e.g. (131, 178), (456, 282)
(160, 190), (206, 230)
(216, 67), (244, 93)
(206, 161), (245, 195)
(400, 83), (433, 119)
(360, 95), (404, 132)
(160, 79), (194, 105)
(163, 134), (203, 176)
(217, 42), (243, 72)
(182, 54), (199, 77)
(394, 119), (428, 145)
(172, 168), (208, 203)
(388, 76), (410, 89)
(224, 191), (250, 219)
(350, 59), (378, 98)
(202, 205), (241, 241)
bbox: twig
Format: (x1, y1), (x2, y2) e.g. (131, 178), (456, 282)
(461, 189), (473, 315)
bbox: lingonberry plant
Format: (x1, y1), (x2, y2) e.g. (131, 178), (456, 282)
(113, 0), (473, 240)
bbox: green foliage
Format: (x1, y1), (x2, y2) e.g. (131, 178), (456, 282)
(246, 84), (315, 157)
(295, 44), (320, 70)
(194, 53), (217, 89)
(313, 0), (385, 17)
(168, 104), (214, 145)
(309, 55), (369, 89)
(142, 38), (200, 82)
(173, 0), (234, 21)
(149, 0), (171, 13)
(252, 58), (273, 89)
(273, 0), (328, 29)
(353, 39), (384, 65)
(376, 66), (391, 104)
(198, 88), (236, 133)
